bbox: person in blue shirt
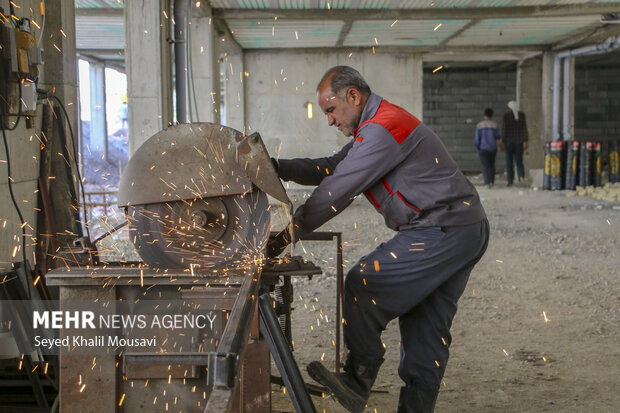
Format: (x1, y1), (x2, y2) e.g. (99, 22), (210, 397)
(474, 108), (500, 188)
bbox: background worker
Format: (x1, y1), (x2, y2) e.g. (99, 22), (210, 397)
(475, 108), (500, 188)
(501, 100), (529, 186)
(268, 66), (489, 412)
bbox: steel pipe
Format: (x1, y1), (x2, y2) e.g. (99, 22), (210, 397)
(174, 0), (191, 124)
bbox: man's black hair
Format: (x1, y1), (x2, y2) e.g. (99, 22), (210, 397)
(318, 66), (371, 97)
(484, 108), (494, 118)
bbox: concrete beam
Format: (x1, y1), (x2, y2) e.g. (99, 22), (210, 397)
(488, 61), (518, 72)
(243, 44), (544, 55)
(336, 21), (353, 47)
(76, 52), (125, 72)
(76, 49), (125, 56)
(424, 50), (542, 62)
(553, 24), (620, 50)
(439, 19), (479, 47)
(213, 16), (243, 52)
(214, 4), (620, 20)
(75, 8), (123, 17)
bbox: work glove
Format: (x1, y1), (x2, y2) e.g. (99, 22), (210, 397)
(266, 228), (292, 259)
(271, 157), (291, 182)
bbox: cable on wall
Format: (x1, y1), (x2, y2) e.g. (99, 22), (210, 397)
(1, 113), (32, 299)
(48, 94), (91, 241)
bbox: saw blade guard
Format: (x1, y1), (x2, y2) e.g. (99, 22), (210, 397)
(118, 123), (252, 207)
(118, 122), (288, 270)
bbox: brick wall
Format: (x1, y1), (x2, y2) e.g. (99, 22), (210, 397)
(423, 69), (516, 172)
(574, 65), (620, 143)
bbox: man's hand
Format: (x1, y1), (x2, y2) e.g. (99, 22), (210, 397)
(523, 141), (528, 151)
(501, 143), (506, 152)
(271, 157), (289, 182)
(266, 228), (292, 258)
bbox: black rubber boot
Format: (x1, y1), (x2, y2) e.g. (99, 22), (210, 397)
(396, 384), (438, 413)
(307, 354), (384, 413)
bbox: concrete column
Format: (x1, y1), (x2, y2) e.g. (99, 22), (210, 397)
(220, 33), (245, 131)
(42, 0), (78, 123)
(221, 52), (244, 131)
(563, 56), (576, 140)
(518, 56), (544, 174)
(541, 52), (555, 143)
(40, 0), (83, 246)
(189, 6), (220, 123)
(88, 61), (107, 158)
(410, 54), (424, 120)
(125, 0), (173, 155)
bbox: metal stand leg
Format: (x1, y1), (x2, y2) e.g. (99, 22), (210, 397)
(0, 266), (51, 409)
(258, 293), (316, 413)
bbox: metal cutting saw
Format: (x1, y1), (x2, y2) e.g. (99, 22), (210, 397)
(117, 122), (292, 270)
(45, 123), (337, 412)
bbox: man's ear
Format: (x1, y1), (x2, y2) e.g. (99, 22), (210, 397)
(347, 88), (362, 106)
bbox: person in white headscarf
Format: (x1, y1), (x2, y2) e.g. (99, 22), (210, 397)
(501, 100), (528, 186)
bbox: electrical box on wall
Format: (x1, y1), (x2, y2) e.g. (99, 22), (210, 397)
(0, 8), (43, 129)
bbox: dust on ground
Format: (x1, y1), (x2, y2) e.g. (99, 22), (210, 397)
(96, 178), (619, 412)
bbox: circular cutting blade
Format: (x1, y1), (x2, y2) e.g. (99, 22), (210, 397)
(127, 190), (270, 271)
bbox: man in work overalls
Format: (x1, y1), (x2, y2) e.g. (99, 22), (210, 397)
(269, 66), (489, 413)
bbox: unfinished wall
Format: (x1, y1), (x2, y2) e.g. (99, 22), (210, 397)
(423, 68), (516, 172)
(243, 50), (423, 161)
(574, 65), (620, 142)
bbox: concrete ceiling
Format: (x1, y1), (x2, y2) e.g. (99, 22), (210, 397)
(74, 0), (620, 68)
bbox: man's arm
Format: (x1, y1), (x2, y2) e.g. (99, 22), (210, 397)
(494, 126), (501, 148)
(521, 112), (528, 150)
(500, 115), (507, 151)
(275, 140), (353, 185)
(474, 128), (481, 150)
(292, 123), (406, 239)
